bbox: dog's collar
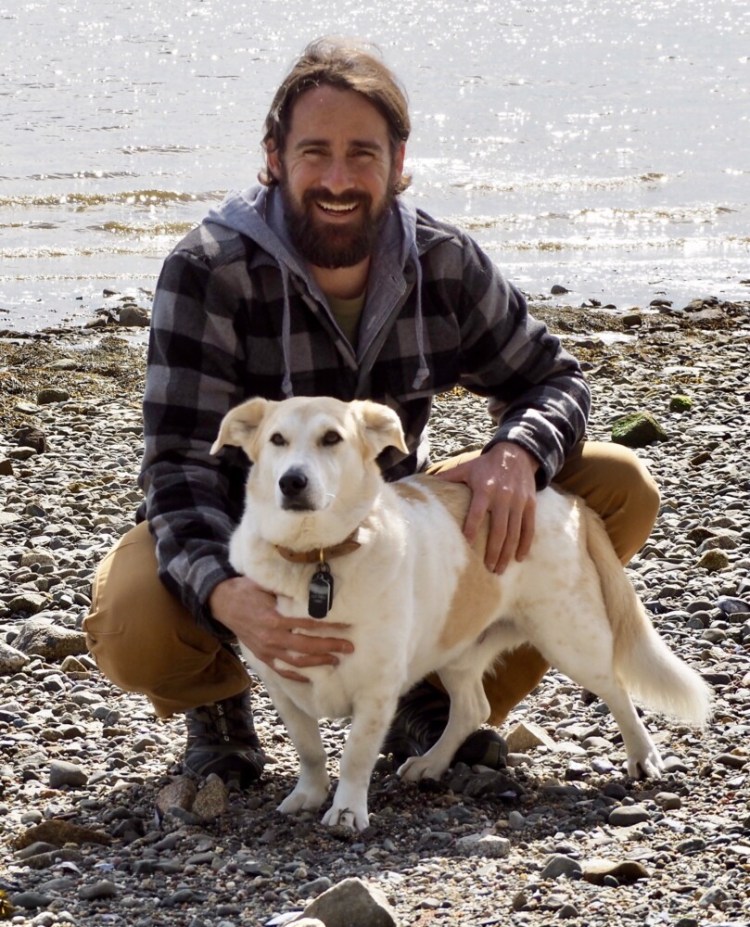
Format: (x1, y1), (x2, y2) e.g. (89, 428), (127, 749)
(274, 529), (362, 564)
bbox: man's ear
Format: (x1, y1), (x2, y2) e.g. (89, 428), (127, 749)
(265, 143), (283, 182)
(354, 400), (408, 460)
(211, 398), (273, 459)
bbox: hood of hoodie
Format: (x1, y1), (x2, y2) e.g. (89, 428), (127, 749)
(206, 184), (431, 396)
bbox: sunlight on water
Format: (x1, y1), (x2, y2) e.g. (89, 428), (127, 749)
(2, 0), (749, 329)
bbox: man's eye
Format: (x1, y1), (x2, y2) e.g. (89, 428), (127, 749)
(321, 430), (342, 447)
(270, 433), (287, 447)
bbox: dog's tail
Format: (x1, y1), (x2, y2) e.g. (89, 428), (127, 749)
(582, 504), (712, 726)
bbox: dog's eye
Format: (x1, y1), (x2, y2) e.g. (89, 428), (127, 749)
(270, 432), (287, 447)
(321, 430), (342, 447)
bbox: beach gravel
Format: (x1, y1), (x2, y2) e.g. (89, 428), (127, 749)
(1, 296), (749, 926)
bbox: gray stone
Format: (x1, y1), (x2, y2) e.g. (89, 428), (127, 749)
(540, 854), (583, 880)
(301, 878), (397, 927)
(117, 305), (150, 327)
(12, 616), (87, 660)
(9, 891), (53, 910)
(78, 880), (117, 900)
(0, 641), (29, 675)
(37, 388), (71, 404)
(49, 760), (88, 788)
(19, 548), (58, 568)
(456, 833), (511, 858)
(13, 425), (47, 453)
(8, 592), (48, 616)
(608, 804), (652, 826)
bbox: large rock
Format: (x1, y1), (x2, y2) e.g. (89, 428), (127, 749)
(12, 615), (88, 660)
(300, 878), (398, 927)
(611, 411), (668, 447)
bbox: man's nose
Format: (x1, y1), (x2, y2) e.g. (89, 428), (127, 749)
(320, 156), (354, 193)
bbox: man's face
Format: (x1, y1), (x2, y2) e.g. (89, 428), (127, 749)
(267, 85), (406, 270)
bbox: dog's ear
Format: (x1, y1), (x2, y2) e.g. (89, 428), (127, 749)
(355, 401), (409, 459)
(211, 398), (272, 457)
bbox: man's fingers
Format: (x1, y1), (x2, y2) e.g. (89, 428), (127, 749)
(487, 498), (536, 574)
(486, 506), (515, 574)
(517, 501), (536, 560)
(462, 486), (489, 545)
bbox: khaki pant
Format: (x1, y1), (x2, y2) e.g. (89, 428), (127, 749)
(84, 440), (659, 721)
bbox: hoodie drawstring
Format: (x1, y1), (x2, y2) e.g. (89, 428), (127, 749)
(410, 258), (430, 391)
(279, 265), (295, 399)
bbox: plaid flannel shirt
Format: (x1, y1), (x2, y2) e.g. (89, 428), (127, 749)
(139, 187), (590, 633)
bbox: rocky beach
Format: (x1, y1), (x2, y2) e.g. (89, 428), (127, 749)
(1, 295), (749, 927)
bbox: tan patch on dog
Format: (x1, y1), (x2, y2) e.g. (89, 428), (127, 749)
(392, 482), (429, 504)
(409, 477), (503, 651)
(438, 542), (503, 651)
(410, 474), (469, 523)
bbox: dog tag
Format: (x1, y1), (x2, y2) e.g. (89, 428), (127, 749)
(308, 562), (334, 619)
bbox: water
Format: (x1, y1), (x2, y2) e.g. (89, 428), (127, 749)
(2, 0), (749, 332)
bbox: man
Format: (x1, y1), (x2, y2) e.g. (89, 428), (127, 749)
(85, 37), (660, 787)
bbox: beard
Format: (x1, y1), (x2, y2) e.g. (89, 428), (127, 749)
(279, 180), (395, 269)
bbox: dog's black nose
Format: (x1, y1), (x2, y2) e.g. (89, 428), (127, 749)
(279, 468), (308, 498)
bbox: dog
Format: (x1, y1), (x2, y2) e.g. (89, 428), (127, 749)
(211, 396), (711, 831)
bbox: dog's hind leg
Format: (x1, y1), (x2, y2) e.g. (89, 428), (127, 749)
(269, 688), (331, 816)
(398, 666), (490, 782)
(322, 690), (400, 831)
(594, 683), (664, 778)
(399, 623), (525, 782)
(532, 623), (664, 779)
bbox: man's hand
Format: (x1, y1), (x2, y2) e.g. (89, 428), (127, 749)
(436, 441), (539, 574)
(209, 576), (354, 683)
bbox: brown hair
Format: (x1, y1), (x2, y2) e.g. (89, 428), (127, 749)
(259, 37), (412, 193)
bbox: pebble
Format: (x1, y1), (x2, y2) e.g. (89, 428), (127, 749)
(1, 303), (750, 927)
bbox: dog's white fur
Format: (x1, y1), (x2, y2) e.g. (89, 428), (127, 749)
(212, 396), (711, 831)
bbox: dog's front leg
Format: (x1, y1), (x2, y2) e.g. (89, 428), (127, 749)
(268, 686), (331, 816)
(322, 691), (399, 832)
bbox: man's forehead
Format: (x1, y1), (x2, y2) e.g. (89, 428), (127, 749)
(287, 85), (390, 139)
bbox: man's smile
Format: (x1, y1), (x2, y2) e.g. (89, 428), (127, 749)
(314, 197), (362, 217)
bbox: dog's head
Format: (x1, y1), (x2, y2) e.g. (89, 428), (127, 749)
(212, 397), (408, 545)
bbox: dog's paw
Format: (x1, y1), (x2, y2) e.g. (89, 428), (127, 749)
(626, 749), (664, 780)
(321, 803), (369, 831)
(277, 782), (329, 815)
(397, 755), (447, 783)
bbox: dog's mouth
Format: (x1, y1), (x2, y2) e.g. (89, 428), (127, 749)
(280, 497), (317, 513)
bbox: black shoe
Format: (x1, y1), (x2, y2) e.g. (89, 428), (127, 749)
(183, 689), (267, 788)
(383, 680), (508, 770)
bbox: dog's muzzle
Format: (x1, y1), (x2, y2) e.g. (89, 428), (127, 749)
(279, 467), (314, 511)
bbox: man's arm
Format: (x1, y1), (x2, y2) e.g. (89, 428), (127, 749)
(432, 230), (590, 571)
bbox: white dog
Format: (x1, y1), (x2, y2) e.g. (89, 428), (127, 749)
(211, 396), (711, 831)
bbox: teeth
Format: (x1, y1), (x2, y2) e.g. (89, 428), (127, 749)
(318, 201), (357, 213)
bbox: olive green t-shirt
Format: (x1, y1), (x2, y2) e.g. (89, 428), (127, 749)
(327, 292), (366, 347)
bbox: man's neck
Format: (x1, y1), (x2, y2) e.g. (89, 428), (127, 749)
(311, 258), (370, 300)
